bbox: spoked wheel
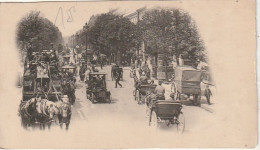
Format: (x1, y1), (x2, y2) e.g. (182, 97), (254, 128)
(111, 72), (114, 81)
(91, 93), (95, 104)
(133, 90), (136, 99)
(130, 71), (133, 78)
(149, 111), (158, 128)
(139, 95), (145, 104)
(171, 82), (178, 100)
(177, 112), (185, 134)
(106, 95), (111, 103)
(197, 94), (201, 107)
(193, 94), (200, 106)
(136, 90), (140, 104)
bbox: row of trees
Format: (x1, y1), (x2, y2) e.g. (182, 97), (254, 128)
(139, 9), (206, 64)
(88, 13), (140, 62)
(16, 11), (63, 58)
(70, 7), (207, 65)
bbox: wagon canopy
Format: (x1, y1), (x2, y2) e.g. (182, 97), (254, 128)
(37, 66), (49, 78)
(175, 66), (201, 82)
(182, 70), (201, 82)
(61, 65), (76, 69)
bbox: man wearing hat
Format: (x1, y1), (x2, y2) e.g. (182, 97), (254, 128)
(154, 81), (165, 100)
(140, 72), (148, 84)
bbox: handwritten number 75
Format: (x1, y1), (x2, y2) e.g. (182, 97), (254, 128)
(55, 6), (76, 28)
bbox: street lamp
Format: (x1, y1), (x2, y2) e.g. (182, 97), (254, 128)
(83, 23), (89, 66)
(75, 33), (80, 63)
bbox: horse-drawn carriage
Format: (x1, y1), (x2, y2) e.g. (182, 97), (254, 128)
(61, 64), (77, 83)
(86, 72), (111, 104)
(171, 66), (202, 106)
(148, 100), (185, 133)
(63, 55), (71, 65)
(111, 64), (123, 81)
(61, 64), (77, 75)
(19, 53), (72, 130)
(133, 80), (157, 104)
(18, 96), (72, 130)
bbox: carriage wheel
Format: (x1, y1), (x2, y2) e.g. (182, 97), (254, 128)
(177, 112), (185, 134)
(91, 93), (95, 104)
(145, 98), (151, 117)
(135, 90), (140, 103)
(144, 97), (148, 105)
(192, 94), (196, 105)
(130, 71), (133, 78)
(149, 111), (158, 128)
(106, 95), (111, 103)
(171, 83), (178, 100)
(193, 94), (200, 106)
(21, 117), (27, 129)
(197, 94), (201, 107)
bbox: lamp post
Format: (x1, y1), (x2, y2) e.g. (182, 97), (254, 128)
(75, 33), (79, 64)
(72, 34), (76, 64)
(83, 23), (89, 66)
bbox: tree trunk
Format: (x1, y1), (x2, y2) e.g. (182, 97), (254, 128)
(176, 54), (180, 66)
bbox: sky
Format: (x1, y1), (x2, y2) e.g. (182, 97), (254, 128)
(9, 1), (181, 38)
(34, 2), (149, 37)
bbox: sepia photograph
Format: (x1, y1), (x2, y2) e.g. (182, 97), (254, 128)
(0, 0), (257, 148)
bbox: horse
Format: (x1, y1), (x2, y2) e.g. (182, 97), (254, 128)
(18, 98), (37, 129)
(35, 98), (57, 130)
(62, 82), (76, 105)
(51, 98), (72, 130)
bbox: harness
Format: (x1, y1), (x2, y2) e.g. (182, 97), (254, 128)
(40, 100), (49, 117)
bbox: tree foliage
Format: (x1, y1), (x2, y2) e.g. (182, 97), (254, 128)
(16, 11), (63, 54)
(88, 13), (141, 58)
(139, 8), (207, 63)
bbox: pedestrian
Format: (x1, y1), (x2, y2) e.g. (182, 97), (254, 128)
(138, 68), (142, 77)
(100, 58), (103, 69)
(115, 70), (122, 88)
(205, 85), (212, 105)
(85, 67), (91, 82)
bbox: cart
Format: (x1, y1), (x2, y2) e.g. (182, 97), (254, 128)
(111, 65), (123, 81)
(133, 83), (157, 104)
(86, 72), (111, 104)
(149, 100), (185, 133)
(61, 64), (77, 83)
(171, 66), (202, 106)
(63, 55), (71, 65)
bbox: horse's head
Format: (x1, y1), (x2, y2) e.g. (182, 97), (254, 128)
(35, 99), (42, 114)
(61, 102), (71, 118)
(26, 98), (37, 112)
(46, 102), (58, 120)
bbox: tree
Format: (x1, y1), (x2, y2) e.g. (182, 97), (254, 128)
(16, 11), (63, 57)
(87, 13), (141, 64)
(139, 8), (206, 65)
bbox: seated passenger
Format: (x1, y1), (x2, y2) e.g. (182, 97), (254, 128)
(96, 75), (103, 88)
(146, 90), (157, 106)
(140, 72), (148, 84)
(154, 81), (165, 100)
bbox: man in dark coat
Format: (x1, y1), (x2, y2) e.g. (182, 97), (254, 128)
(115, 69), (122, 88)
(205, 85), (212, 105)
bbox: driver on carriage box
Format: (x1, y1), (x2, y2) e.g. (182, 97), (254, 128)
(96, 75), (103, 88)
(154, 81), (165, 100)
(140, 72), (148, 84)
(85, 67), (91, 82)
